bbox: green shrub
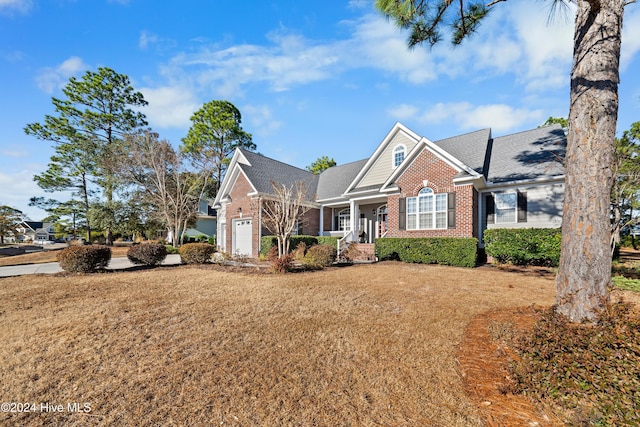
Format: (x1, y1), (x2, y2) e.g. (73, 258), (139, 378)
(164, 245), (178, 254)
(375, 237), (478, 268)
(57, 245), (112, 273)
(127, 243), (167, 266)
(506, 302), (640, 426)
(260, 235), (339, 257)
(208, 236), (216, 246)
(178, 243), (216, 264)
(484, 228), (561, 266)
(302, 244), (337, 268)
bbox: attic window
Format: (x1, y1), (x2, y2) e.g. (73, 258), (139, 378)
(393, 145), (406, 168)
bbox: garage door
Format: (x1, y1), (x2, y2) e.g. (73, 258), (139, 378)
(233, 219), (252, 256)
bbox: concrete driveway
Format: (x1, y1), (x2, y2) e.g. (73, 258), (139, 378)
(0, 254), (182, 278)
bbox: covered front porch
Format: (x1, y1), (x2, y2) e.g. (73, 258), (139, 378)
(319, 196), (389, 245)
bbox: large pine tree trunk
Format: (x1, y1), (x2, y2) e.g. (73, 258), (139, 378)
(556, 0), (624, 322)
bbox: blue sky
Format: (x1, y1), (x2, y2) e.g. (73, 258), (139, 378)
(1, 0), (639, 220)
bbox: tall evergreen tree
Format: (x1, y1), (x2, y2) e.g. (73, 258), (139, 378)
(376, 0), (630, 321)
(0, 206), (24, 244)
(25, 67), (148, 244)
(181, 100), (255, 195)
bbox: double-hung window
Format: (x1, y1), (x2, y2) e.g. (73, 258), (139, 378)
(406, 188), (447, 229)
(495, 192), (517, 223)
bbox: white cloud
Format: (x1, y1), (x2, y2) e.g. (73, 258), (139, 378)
(386, 103), (419, 121)
(1, 145), (28, 158)
(35, 56), (88, 93)
(139, 85), (199, 129)
(0, 0), (32, 14)
(139, 31), (159, 50)
(242, 104), (282, 137)
(420, 102), (543, 132)
(0, 169), (48, 220)
(346, 14), (438, 84)
(621, 7), (640, 71)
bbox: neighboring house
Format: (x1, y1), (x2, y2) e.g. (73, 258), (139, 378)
(213, 122), (566, 257)
(182, 199), (218, 242)
(15, 221), (56, 243)
(164, 198), (217, 243)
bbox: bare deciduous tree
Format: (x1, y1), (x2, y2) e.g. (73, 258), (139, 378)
(260, 181), (312, 256)
(119, 130), (212, 246)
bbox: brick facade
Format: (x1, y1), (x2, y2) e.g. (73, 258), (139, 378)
(225, 173), (260, 256)
(386, 147), (479, 239)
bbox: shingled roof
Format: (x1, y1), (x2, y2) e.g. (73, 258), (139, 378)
(316, 159), (369, 201)
(237, 149), (319, 200)
(485, 124), (566, 183)
(220, 124), (565, 206)
(433, 128), (492, 175)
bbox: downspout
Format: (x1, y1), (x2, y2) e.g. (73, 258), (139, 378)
(258, 196), (263, 256)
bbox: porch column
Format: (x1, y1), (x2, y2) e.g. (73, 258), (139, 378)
(349, 199), (358, 236)
(319, 205), (324, 236)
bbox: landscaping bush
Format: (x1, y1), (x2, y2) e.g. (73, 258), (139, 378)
(260, 235), (339, 257)
(127, 243), (167, 266)
(271, 254), (293, 273)
(178, 243), (216, 264)
(292, 241), (307, 260)
(484, 228), (561, 266)
(57, 245), (112, 273)
(505, 302), (640, 426)
(164, 245), (178, 254)
(375, 237), (478, 268)
(302, 244), (337, 268)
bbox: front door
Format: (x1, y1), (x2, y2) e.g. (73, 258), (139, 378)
(377, 204), (388, 238)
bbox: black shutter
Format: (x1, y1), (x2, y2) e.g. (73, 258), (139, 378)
(517, 191), (528, 223)
(399, 198), (406, 230)
(334, 216), (338, 230)
(486, 194), (495, 224)
(447, 192), (456, 229)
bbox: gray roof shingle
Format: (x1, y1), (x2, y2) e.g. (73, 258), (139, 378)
(433, 128), (492, 174)
(317, 158), (369, 200)
(238, 149), (319, 200)
(486, 125), (566, 183)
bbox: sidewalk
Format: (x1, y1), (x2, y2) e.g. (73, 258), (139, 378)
(0, 254), (182, 278)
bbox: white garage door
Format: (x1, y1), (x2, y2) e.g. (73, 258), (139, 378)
(233, 219), (253, 256)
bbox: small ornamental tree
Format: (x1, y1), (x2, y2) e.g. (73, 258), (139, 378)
(260, 181), (312, 257)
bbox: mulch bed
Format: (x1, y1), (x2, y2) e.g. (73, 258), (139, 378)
(457, 307), (565, 426)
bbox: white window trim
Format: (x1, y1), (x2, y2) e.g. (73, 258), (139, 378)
(392, 144), (406, 168)
(406, 188), (447, 230)
(494, 191), (518, 224)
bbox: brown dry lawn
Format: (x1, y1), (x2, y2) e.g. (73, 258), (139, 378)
(0, 262), (565, 426)
(0, 246), (130, 267)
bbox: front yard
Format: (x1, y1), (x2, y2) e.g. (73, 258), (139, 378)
(0, 262), (563, 426)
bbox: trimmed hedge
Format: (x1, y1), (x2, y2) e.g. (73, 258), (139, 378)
(178, 243), (216, 264)
(57, 245), (112, 273)
(483, 228), (561, 266)
(375, 237), (478, 268)
(127, 243), (167, 266)
(260, 235), (339, 256)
